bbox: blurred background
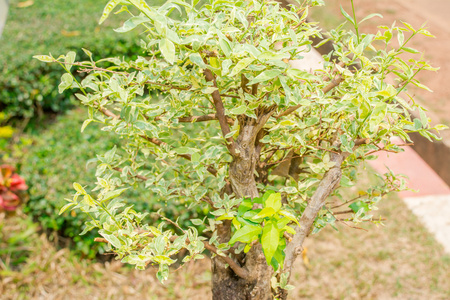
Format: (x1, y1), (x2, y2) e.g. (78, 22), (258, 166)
(0, 0), (449, 299)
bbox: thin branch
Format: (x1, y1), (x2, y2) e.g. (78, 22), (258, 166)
(155, 113), (234, 126)
(337, 221), (368, 231)
(113, 167), (149, 181)
(354, 138), (370, 146)
(329, 194), (365, 210)
(280, 143), (345, 299)
(221, 94), (240, 99)
(275, 73), (344, 119)
(142, 81), (191, 91)
(252, 83), (259, 96)
(332, 209), (353, 215)
(203, 241), (249, 279)
(203, 68), (236, 156)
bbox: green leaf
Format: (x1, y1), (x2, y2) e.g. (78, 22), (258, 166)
(81, 119), (94, 132)
(189, 53), (207, 69)
(100, 0), (127, 24)
(174, 147), (196, 155)
(286, 69), (317, 81)
(73, 182), (86, 194)
(166, 28), (181, 44)
(412, 81), (433, 92)
(64, 51), (76, 71)
(102, 233), (122, 248)
(340, 5), (355, 25)
(397, 30), (405, 46)
(265, 192), (281, 212)
(279, 210), (300, 226)
(434, 124), (449, 131)
(401, 21), (416, 32)
(84, 194), (96, 207)
(82, 48), (93, 60)
(394, 96), (412, 110)
(59, 203), (76, 215)
(230, 105), (247, 115)
(191, 219), (204, 226)
(370, 102), (387, 125)
(219, 38), (231, 57)
(157, 264), (169, 283)
(33, 55), (54, 63)
(257, 51), (290, 61)
(236, 10), (248, 28)
(283, 225), (296, 235)
(159, 38), (176, 64)
(58, 73), (74, 93)
(238, 199), (253, 216)
(402, 47), (419, 54)
(252, 207), (277, 220)
(154, 255), (176, 265)
(229, 57), (255, 77)
(114, 15), (149, 33)
(229, 225), (262, 245)
(101, 188), (129, 202)
(248, 70), (282, 85)
(349, 201), (369, 213)
(359, 13), (382, 24)
(261, 221), (279, 265)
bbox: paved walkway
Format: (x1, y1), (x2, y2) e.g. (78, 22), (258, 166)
(368, 138), (450, 253)
(0, 0), (8, 37)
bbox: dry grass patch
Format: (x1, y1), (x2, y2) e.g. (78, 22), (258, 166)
(1, 193), (449, 299)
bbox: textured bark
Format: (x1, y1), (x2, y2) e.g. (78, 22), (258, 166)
(212, 108), (276, 300)
(212, 244), (272, 300)
(279, 150), (345, 300)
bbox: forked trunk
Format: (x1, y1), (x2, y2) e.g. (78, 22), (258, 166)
(211, 245), (272, 300)
(212, 113), (275, 299)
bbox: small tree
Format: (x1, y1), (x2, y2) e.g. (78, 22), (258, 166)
(35, 0), (446, 298)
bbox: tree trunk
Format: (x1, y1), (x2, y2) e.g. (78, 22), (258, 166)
(211, 244), (272, 300)
(212, 112), (275, 299)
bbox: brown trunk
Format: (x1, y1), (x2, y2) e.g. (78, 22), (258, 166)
(211, 244), (272, 300)
(212, 111), (275, 299)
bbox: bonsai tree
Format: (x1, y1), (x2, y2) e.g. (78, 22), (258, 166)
(35, 0), (446, 298)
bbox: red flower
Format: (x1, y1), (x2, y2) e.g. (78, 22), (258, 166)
(0, 165), (28, 212)
(0, 190), (20, 211)
(9, 174), (28, 191)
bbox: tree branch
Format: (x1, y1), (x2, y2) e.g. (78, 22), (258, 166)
(203, 241), (249, 279)
(275, 73), (344, 119)
(280, 146), (345, 299)
(203, 68), (236, 156)
(155, 113), (234, 125)
(113, 167), (149, 181)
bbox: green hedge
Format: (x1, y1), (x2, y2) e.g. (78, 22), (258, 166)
(0, 0), (163, 121)
(18, 109), (206, 258)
